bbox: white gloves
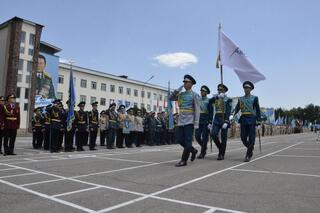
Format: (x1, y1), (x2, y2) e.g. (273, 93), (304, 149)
(257, 125), (261, 130)
(222, 123), (228, 129)
(218, 93), (225, 98)
(207, 123), (212, 130)
(229, 115), (234, 121)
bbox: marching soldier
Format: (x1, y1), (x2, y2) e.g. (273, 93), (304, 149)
(88, 102), (99, 150)
(195, 85), (210, 159)
(50, 99), (64, 153)
(32, 107), (45, 149)
(116, 105), (126, 149)
(0, 96), (5, 154)
(99, 111), (108, 146)
(64, 100), (75, 152)
(106, 103), (118, 149)
(160, 112), (167, 145)
(2, 94), (20, 155)
(75, 102), (88, 151)
(43, 105), (52, 150)
(233, 81), (261, 162)
(208, 84), (232, 160)
(170, 75), (200, 167)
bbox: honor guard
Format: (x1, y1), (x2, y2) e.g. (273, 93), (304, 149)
(64, 100), (75, 152)
(208, 84), (232, 160)
(2, 94), (20, 155)
(170, 75), (200, 167)
(32, 107), (45, 149)
(195, 85), (210, 159)
(0, 96), (5, 154)
(233, 81), (261, 162)
(50, 99), (64, 153)
(88, 102), (99, 150)
(43, 105), (52, 150)
(75, 102), (88, 151)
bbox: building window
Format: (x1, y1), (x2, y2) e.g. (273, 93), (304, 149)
(141, 91), (145, 98)
(57, 92), (63, 101)
(91, 81), (97, 90)
(28, 48), (34, 56)
(110, 85), (115, 92)
(73, 77), (76, 85)
(126, 88), (131, 95)
(90, 96), (96, 104)
(80, 79), (87, 88)
(101, 83), (106, 91)
(20, 31), (26, 43)
(147, 104), (151, 111)
(24, 103), (28, 111)
(25, 88), (29, 99)
(159, 106), (163, 112)
(141, 103), (145, 109)
(153, 105), (157, 111)
(16, 87), (21, 98)
(29, 33), (35, 46)
(18, 59), (24, 71)
(134, 102), (138, 107)
(118, 86), (123, 94)
(27, 61), (33, 72)
(147, 92), (151, 99)
(100, 98), (106, 106)
(80, 95), (86, 102)
(25, 75), (30, 83)
(17, 74), (22, 82)
(153, 93), (157, 100)
(20, 46), (25, 54)
(125, 101), (130, 108)
(159, 95), (162, 101)
(58, 75), (64, 84)
(134, 89), (138, 97)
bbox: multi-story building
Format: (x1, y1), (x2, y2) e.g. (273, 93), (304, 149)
(57, 63), (169, 112)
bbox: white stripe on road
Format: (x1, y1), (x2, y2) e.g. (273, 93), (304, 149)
(97, 142), (304, 213)
(0, 172), (37, 179)
(231, 168), (320, 178)
(52, 186), (101, 197)
(272, 154), (320, 158)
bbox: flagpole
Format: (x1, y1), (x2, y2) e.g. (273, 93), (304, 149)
(218, 23), (223, 85)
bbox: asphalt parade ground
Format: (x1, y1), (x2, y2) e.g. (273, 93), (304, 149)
(0, 133), (319, 213)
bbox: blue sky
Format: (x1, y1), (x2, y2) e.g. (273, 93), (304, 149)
(1, 0), (319, 109)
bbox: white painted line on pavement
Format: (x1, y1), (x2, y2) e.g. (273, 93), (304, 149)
(0, 172), (38, 179)
(272, 154), (320, 158)
(231, 168), (320, 178)
(0, 178), (97, 213)
(52, 186), (101, 197)
(97, 141), (304, 213)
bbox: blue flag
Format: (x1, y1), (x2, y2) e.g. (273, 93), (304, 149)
(167, 81), (174, 130)
(67, 69), (76, 131)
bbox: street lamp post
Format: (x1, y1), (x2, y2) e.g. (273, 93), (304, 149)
(141, 75), (154, 110)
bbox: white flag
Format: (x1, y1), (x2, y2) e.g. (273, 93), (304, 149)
(219, 29), (266, 83)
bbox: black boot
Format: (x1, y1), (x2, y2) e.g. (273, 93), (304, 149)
(197, 147), (206, 159)
(191, 147), (198, 162)
(175, 149), (190, 167)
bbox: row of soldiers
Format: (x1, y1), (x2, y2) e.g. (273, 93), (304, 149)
(171, 74), (261, 167)
(31, 100), (180, 153)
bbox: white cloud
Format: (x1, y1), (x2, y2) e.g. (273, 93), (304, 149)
(59, 58), (69, 63)
(153, 52), (198, 69)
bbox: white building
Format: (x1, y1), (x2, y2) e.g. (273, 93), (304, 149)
(57, 63), (169, 112)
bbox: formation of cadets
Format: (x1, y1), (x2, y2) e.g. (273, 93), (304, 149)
(0, 75), (261, 167)
(28, 99), (180, 153)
